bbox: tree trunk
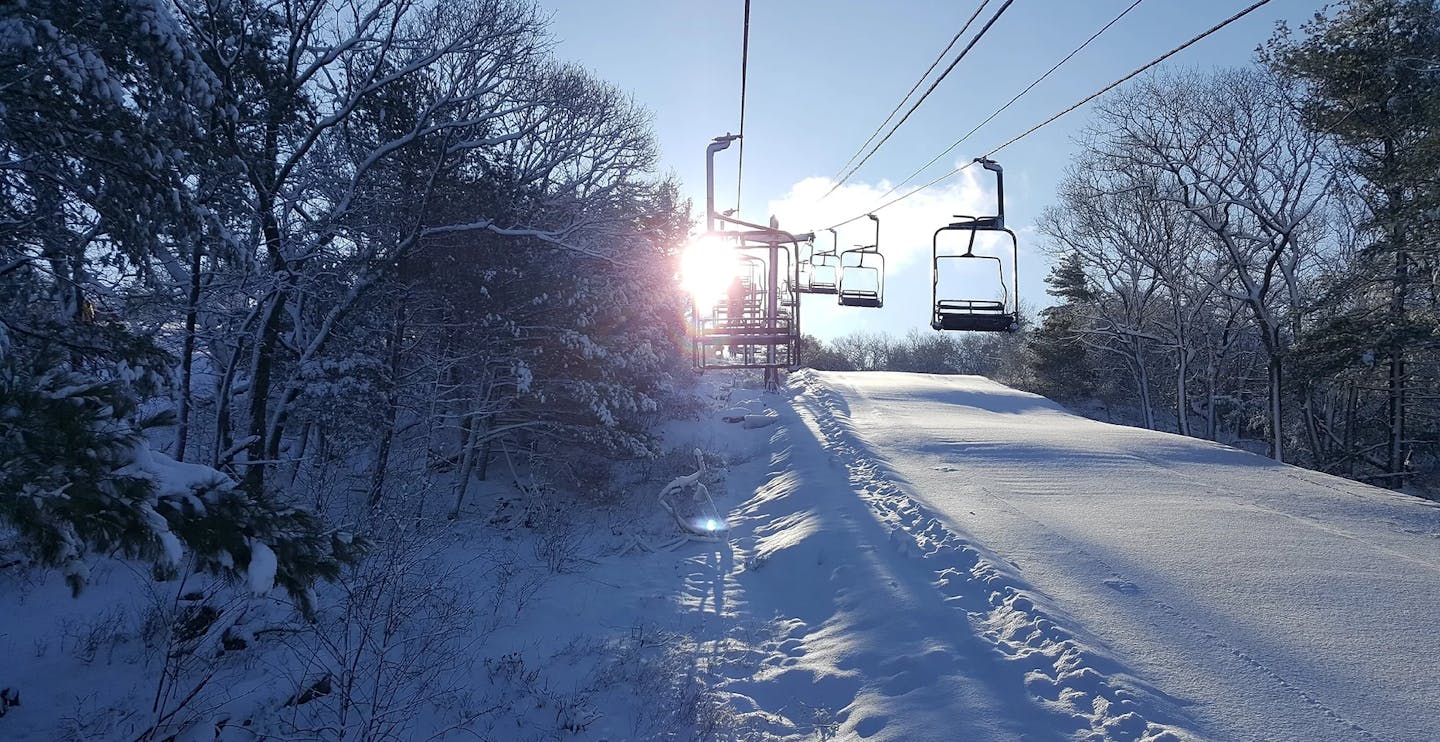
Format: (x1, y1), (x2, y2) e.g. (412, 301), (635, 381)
(1344, 382), (1358, 478)
(1387, 247), (1408, 486)
(451, 412), (500, 517)
(211, 337), (245, 470)
(1300, 382), (1324, 469)
(175, 241), (203, 462)
(1204, 360), (1218, 441)
(289, 422), (312, 488)
(1175, 346), (1191, 437)
(242, 286), (286, 497)
(242, 126), (287, 497)
(450, 414), (479, 518)
(475, 436), (494, 482)
(1134, 340), (1155, 430)
(1267, 354), (1284, 462)
(368, 304), (406, 509)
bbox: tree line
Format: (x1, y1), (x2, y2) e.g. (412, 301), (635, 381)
(1027, 0), (1439, 490)
(807, 1), (1440, 494)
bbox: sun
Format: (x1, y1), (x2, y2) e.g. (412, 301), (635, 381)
(679, 234), (738, 306)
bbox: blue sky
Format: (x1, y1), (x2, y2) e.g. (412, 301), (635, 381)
(535, 0), (1327, 339)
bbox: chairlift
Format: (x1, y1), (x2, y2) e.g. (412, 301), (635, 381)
(797, 236), (815, 268)
(780, 277), (798, 308)
(803, 228), (841, 294)
(691, 133), (808, 379)
(726, 254), (768, 323)
(795, 249), (813, 292)
(838, 214), (884, 308)
(931, 158), (1019, 333)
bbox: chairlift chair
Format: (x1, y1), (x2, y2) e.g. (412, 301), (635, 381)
(780, 277), (798, 308)
(931, 158), (1019, 333)
(804, 228), (841, 295)
(732, 254), (768, 324)
(796, 236), (815, 270)
(794, 237), (816, 290)
(838, 214), (884, 308)
(781, 259), (802, 310)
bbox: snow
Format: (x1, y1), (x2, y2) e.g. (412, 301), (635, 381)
(4, 370), (1437, 740)
(741, 411), (779, 429)
(125, 444), (235, 498)
(247, 540), (277, 595)
(138, 502), (183, 567)
(791, 370), (1440, 741)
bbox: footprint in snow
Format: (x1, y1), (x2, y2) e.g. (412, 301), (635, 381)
(1103, 577), (1139, 594)
(854, 715), (889, 738)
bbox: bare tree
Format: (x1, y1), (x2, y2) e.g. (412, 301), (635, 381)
(1095, 69), (1335, 460)
(169, 0), (675, 499)
(1042, 168), (1171, 429)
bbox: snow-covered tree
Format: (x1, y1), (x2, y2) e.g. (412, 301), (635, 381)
(0, 0), (361, 603)
(1023, 253), (1101, 404)
(1080, 70), (1337, 460)
(1266, 0), (1440, 484)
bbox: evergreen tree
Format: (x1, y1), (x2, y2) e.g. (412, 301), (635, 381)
(1266, 0), (1440, 483)
(1025, 253), (1098, 402)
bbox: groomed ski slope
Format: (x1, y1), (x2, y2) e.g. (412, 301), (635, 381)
(747, 370), (1440, 741)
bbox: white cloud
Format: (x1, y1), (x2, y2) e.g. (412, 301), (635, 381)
(752, 166), (1054, 340)
(764, 166), (996, 273)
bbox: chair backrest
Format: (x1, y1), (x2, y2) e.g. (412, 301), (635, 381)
(808, 252), (839, 290)
(838, 249), (883, 304)
(930, 225), (1018, 332)
(933, 253), (1006, 307)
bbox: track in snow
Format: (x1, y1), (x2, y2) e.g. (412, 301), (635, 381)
(791, 371), (1440, 742)
(683, 374), (1194, 741)
(792, 372), (1189, 741)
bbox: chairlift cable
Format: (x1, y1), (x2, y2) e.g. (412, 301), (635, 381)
(822, 0), (1017, 199)
(871, 0), (1147, 205)
(981, 0), (1274, 168)
(735, 0), (752, 212)
(826, 0), (993, 190)
(820, 0), (1274, 231)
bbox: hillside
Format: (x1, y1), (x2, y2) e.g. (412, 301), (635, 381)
(4, 371), (1437, 741)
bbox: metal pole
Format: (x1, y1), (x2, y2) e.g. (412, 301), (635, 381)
(767, 238), (779, 387)
(706, 135), (738, 233)
(979, 158), (1005, 230)
(931, 227), (944, 330)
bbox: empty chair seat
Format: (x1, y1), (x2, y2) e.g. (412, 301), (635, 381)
(838, 214), (884, 308)
(932, 300), (1016, 331)
(840, 289), (883, 308)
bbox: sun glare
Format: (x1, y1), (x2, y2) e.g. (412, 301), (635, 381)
(680, 235), (738, 305)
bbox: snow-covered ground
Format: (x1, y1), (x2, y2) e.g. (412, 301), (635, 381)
(5, 370), (1438, 741)
(787, 370), (1440, 741)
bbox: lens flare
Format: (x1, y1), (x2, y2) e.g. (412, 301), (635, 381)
(680, 235), (737, 306)
(692, 516), (727, 533)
